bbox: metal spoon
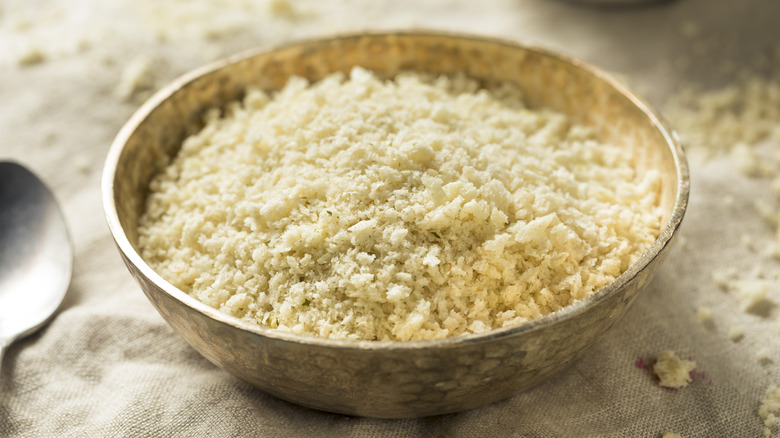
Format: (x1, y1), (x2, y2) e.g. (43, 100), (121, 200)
(0, 161), (72, 374)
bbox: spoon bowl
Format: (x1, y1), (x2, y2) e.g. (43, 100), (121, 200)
(0, 161), (72, 374)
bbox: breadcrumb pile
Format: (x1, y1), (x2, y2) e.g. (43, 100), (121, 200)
(138, 67), (662, 341)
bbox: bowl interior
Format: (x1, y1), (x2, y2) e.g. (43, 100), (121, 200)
(105, 32), (688, 349)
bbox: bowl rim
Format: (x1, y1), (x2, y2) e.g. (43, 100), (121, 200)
(102, 30), (689, 352)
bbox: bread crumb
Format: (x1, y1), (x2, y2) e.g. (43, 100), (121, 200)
(737, 279), (775, 317)
(741, 233), (756, 251)
(115, 56), (154, 101)
(653, 350), (696, 389)
(678, 20), (700, 38)
(732, 143), (767, 177)
(760, 385), (780, 437)
(696, 306), (712, 323)
(201, 22), (245, 41)
(44, 130), (58, 145)
(269, 0), (302, 19)
(75, 155), (91, 175)
(665, 77), (780, 159)
(76, 37), (91, 52)
(756, 348), (772, 364)
(766, 242), (780, 259)
(11, 17), (33, 32)
(17, 47), (46, 66)
(728, 325), (745, 341)
(711, 270), (733, 290)
(754, 199), (778, 228)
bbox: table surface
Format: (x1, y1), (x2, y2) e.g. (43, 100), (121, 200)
(1, 0), (778, 436)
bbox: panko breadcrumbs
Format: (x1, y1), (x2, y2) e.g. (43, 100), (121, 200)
(138, 67), (663, 341)
(653, 350), (696, 389)
(760, 385), (780, 437)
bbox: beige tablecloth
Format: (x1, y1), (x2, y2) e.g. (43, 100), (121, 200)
(1, 0), (778, 436)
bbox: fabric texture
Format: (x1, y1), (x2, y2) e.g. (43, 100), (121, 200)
(1, 0), (778, 436)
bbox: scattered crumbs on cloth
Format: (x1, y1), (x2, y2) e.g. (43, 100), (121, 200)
(636, 351), (706, 389)
(652, 350), (696, 389)
(760, 385), (780, 437)
(664, 76), (780, 161)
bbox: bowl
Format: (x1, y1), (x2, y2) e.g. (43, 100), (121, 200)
(102, 31), (689, 418)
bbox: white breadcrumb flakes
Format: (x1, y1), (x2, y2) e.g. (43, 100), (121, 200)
(138, 67), (663, 341)
(115, 56), (154, 101)
(711, 269), (734, 290)
(653, 350), (696, 389)
(756, 348), (772, 364)
(732, 142), (769, 177)
(728, 325), (745, 341)
(737, 279), (774, 315)
(17, 46), (45, 66)
(75, 155), (91, 175)
(751, 266), (766, 279)
(136, 0), (313, 41)
(696, 306), (712, 323)
(11, 17), (34, 32)
(269, 0), (304, 19)
(762, 240), (780, 260)
(665, 77), (780, 160)
(754, 199), (778, 228)
(760, 385), (780, 437)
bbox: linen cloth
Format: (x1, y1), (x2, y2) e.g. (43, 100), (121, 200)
(1, 0), (778, 436)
